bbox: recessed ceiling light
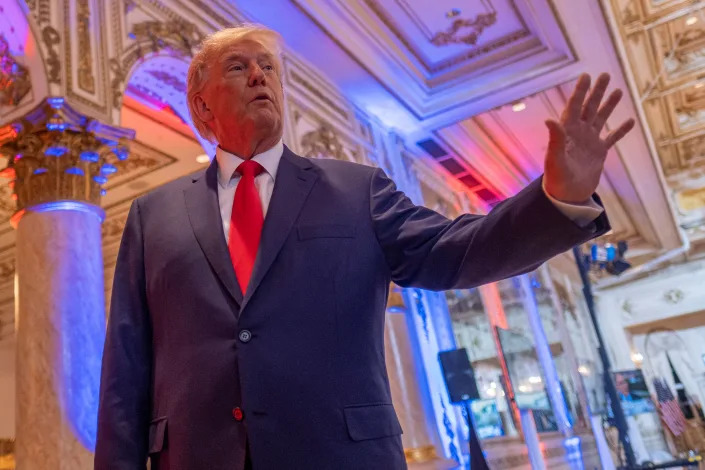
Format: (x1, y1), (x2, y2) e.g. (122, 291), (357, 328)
(686, 15), (698, 26)
(512, 102), (526, 112)
(446, 8), (461, 18)
(196, 154), (210, 164)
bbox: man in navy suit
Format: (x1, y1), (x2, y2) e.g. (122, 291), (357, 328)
(95, 24), (634, 470)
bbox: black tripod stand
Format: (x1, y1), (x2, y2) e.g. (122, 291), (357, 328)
(462, 400), (490, 470)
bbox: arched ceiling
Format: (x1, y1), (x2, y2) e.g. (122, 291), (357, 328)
(123, 54), (216, 155)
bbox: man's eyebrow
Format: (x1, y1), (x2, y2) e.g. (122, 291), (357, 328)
(221, 52), (275, 64)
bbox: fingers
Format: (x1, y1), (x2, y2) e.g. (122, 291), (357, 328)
(604, 118), (635, 148)
(581, 73), (611, 122)
(563, 74), (591, 123)
(545, 119), (566, 156)
(593, 89), (623, 131)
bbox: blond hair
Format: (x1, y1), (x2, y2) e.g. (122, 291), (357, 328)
(187, 24), (284, 142)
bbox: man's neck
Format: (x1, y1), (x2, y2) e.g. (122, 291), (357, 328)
(219, 135), (280, 160)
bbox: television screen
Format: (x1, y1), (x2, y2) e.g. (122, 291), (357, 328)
(612, 369), (655, 416)
(470, 399), (504, 439)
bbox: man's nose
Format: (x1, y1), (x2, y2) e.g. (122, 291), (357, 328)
(248, 63), (266, 87)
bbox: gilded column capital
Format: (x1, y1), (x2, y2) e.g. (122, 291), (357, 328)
(0, 97), (135, 215)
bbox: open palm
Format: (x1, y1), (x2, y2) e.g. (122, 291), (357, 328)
(544, 73), (635, 203)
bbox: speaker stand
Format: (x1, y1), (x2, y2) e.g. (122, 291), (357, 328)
(463, 401), (490, 470)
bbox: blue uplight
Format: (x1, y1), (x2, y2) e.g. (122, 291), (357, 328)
(100, 163), (117, 174)
(80, 151), (100, 162)
(93, 175), (108, 185)
(45, 146), (68, 157)
(563, 436), (584, 470)
(47, 122), (68, 131)
(33, 168), (48, 175)
(65, 167), (84, 176)
(47, 97), (65, 108)
(114, 147), (128, 160)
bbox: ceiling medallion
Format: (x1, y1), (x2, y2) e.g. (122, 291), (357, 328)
(431, 11), (497, 47)
(663, 288), (684, 304)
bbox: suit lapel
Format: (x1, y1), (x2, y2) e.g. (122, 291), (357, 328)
(241, 146), (318, 312)
(183, 159), (244, 307)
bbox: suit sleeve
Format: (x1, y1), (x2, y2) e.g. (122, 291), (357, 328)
(370, 168), (610, 290)
(95, 199), (152, 469)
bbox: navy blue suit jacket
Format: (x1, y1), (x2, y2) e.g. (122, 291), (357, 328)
(95, 146), (609, 469)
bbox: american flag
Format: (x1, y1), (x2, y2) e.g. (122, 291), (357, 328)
(652, 377), (687, 436)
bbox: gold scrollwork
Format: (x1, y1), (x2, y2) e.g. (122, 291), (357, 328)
(41, 26), (61, 84)
(130, 20), (203, 59)
(301, 124), (347, 161)
(430, 12), (497, 47)
(77, 0), (95, 93)
(109, 57), (127, 108)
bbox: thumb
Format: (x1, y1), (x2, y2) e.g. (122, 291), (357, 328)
(545, 119), (566, 157)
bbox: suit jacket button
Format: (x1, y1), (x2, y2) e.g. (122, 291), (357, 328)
(232, 407), (244, 421)
(239, 329), (252, 343)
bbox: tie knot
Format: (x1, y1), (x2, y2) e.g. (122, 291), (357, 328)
(236, 160), (265, 178)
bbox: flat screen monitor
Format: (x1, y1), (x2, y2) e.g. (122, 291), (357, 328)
(612, 369), (655, 417)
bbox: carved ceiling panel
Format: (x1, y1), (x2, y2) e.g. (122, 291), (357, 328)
(291, 0), (575, 119)
(607, 0), (705, 241)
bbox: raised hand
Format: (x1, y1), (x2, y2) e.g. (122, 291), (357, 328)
(544, 73), (635, 203)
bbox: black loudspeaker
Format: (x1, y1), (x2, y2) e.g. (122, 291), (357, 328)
(438, 348), (480, 403)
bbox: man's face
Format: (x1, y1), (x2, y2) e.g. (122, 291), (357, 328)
(199, 39), (284, 149)
(615, 374), (629, 396)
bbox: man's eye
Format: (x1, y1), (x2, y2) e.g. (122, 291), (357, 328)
(263, 65), (274, 71)
(230, 65), (243, 71)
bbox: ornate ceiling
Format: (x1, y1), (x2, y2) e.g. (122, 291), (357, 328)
(603, 0), (705, 247)
(234, 0), (686, 265)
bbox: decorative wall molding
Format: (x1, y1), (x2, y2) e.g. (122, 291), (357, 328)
(301, 124), (347, 161)
(41, 26), (60, 85)
(76, 0), (94, 93)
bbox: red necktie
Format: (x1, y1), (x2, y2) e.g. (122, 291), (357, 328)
(228, 160), (265, 294)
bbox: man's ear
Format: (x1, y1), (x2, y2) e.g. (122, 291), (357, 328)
(191, 94), (213, 123)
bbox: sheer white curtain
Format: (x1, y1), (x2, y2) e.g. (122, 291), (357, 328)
(637, 330), (705, 407)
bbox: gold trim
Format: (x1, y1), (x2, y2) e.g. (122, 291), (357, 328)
(404, 444), (437, 463)
(76, 0), (95, 93)
(0, 438), (13, 470)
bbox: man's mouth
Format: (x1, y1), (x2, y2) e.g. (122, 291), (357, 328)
(252, 93), (271, 102)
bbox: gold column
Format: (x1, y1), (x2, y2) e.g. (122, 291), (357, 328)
(0, 98), (134, 469)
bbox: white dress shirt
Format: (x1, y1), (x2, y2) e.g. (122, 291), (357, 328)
(215, 139), (604, 241)
(216, 139), (284, 241)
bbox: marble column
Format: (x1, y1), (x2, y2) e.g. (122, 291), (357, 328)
(0, 97), (134, 469)
(385, 286), (459, 468)
(517, 274), (573, 435)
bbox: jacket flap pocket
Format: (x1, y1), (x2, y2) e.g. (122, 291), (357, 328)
(148, 416), (167, 454)
(297, 223), (356, 240)
(343, 403), (402, 441)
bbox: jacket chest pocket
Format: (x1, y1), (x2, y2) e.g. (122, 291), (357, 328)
(297, 223), (356, 240)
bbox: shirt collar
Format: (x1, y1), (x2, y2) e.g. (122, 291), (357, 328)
(215, 138), (284, 188)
